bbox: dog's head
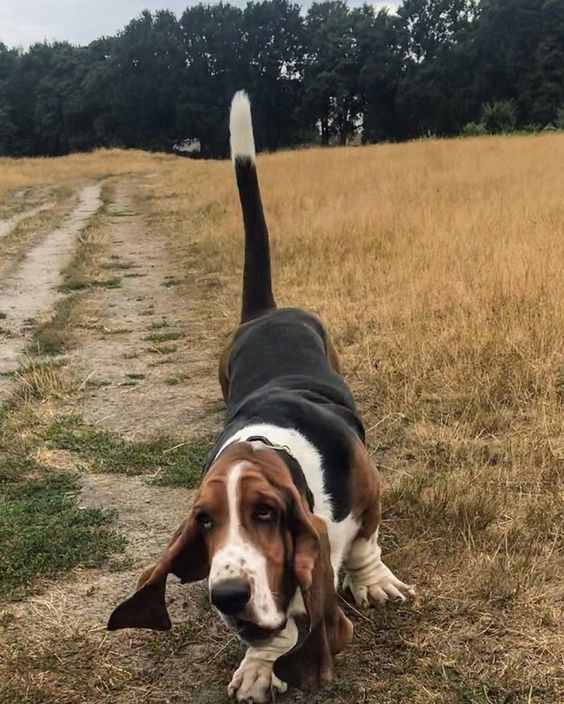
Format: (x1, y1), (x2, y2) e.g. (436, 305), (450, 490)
(107, 440), (352, 688)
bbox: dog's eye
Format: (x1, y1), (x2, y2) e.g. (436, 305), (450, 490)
(196, 512), (214, 531)
(254, 504), (275, 522)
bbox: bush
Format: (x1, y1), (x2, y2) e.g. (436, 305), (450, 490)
(462, 121), (487, 136)
(480, 100), (517, 134)
(556, 106), (564, 129)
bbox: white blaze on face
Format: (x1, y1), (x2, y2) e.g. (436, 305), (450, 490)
(208, 462), (284, 630)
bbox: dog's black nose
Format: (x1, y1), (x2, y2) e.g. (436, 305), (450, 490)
(210, 579), (251, 615)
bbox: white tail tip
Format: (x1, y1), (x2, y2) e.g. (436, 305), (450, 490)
(230, 90), (255, 163)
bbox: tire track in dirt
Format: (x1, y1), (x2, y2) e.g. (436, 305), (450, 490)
(68, 177), (220, 439)
(0, 184), (102, 401)
(0, 201), (56, 239)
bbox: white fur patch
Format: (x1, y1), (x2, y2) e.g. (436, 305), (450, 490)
(208, 462), (284, 629)
(230, 91), (256, 163)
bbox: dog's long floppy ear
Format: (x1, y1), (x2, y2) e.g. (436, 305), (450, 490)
(107, 515), (209, 631)
(274, 494), (353, 690)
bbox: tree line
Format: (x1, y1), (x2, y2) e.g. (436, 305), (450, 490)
(1, 0), (563, 157)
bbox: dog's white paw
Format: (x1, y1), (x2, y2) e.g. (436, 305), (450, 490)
(228, 656), (287, 703)
(344, 563), (415, 607)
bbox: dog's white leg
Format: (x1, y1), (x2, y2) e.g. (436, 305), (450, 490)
(228, 618), (298, 703)
(343, 529), (415, 607)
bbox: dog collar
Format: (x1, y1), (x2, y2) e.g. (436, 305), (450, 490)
(245, 435), (296, 458)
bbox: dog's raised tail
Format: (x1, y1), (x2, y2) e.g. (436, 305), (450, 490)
(230, 91), (276, 323)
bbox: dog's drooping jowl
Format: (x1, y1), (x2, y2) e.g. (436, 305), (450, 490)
(108, 91), (414, 703)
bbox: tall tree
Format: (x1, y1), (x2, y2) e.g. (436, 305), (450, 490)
(302, 1), (364, 145)
(180, 3), (245, 155)
(105, 10), (185, 150)
(0, 43), (17, 154)
(0, 1), (563, 156)
(394, 0), (478, 136)
(397, 0), (477, 62)
(471, 0), (564, 126)
(242, 0), (307, 150)
(356, 8), (404, 142)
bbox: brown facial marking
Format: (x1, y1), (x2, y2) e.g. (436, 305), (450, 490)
(186, 442), (306, 617)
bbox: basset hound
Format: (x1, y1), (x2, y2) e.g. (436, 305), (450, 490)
(108, 91), (414, 702)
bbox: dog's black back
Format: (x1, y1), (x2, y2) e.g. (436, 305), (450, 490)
(210, 305), (364, 519)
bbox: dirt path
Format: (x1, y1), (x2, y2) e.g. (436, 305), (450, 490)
(67, 178), (221, 439)
(0, 184), (102, 401)
(1, 174), (240, 704)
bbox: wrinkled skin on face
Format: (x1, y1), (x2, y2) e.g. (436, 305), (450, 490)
(194, 447), (300, 641)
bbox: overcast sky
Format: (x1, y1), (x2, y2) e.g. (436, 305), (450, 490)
(1, 1), (399, 49)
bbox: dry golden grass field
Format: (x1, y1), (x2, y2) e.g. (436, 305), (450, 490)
(0, 134), (563, 704)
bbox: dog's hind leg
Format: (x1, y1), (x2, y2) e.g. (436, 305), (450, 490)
(343, 529), (415, 607)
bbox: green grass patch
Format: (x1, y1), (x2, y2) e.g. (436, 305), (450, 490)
(0, 457), (36, 483)
(31, 295), (76, 355)
(43, 415), (210, 487)
(146, 344), (177, 355)
(103, 260), (135, 270)
(0, 470), (124, 601)
(97, 276), (122, 288)
(59, 275), (121, 292)
(144, 331), (183, 342)
(165, 372), (190, 385)
(161, 277), (181, 288)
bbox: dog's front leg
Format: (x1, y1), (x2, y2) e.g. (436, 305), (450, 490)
(228, 619), (298, 703)
(343, 529), (415, 607)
